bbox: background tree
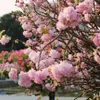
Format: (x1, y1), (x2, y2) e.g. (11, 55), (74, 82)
(0, 11), (27, 51)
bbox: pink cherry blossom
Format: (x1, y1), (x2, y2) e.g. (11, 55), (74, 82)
(68, 54), (73, 60)
(23, 31), (32, 38)
(49, 49), (60, 59)
(18, 72), (31, 88)
(36, 58), (54, 69)
(26, 39), (33, 46)
(76, 38), (84, 45)
(51, 61), (74, 81)
(8, 68), (17, 80)
(37, 25), (45, 34)
(36, 70), (48, 81)
(22, 22), (33, 31)
(33, 72), (43, 84)
(51, 64), (62, 81)
(29, 50), (47, 64)
(84, 13), (90, 22)
(24, 48), (33, 55)
(59, 61), (74, 77)
(76, 0), (93, 14)
(19, 0), (24, 4)
(29, 0), (34, 4)
(93, 33), (100, 46)
(56, 22), (66, 31)
(15, 0), (24, 7)
(76, 53), (84, 59)
(47, 58), (55, 65)
(0, 35), (11, 45)
(94, 54), (100, 64)
(57, 6), (79, 29)
(41, 34), (52, 42)
(29, 51), (39, 63)
(37, 59), (48, 69)
(38, 51), (47, 60)
(28, 68), (36, 81)
(75, 66), (79, 72)
(81, 62), (87, 69)
(18, 16), (29, 23)
(45, 83), (56, 91)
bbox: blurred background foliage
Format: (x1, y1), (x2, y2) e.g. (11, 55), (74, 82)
(0, 11), (27, 51)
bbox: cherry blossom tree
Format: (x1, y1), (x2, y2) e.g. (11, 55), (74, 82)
(0, 0), (100, 100)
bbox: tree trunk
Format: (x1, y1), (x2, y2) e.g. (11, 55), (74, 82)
(48, 92), (55, 100)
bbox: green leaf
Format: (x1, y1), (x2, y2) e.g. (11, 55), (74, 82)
(0, 30), (5, 39)
(15, 40), (19, 43)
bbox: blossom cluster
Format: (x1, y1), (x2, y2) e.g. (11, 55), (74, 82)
(0, 35), (11, 45)
(0, 0), (100, 97)
(0, 50), (31, 73)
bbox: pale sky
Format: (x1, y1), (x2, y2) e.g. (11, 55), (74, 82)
(0, 0), (56, 17)
(0, 0), (20, 16)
